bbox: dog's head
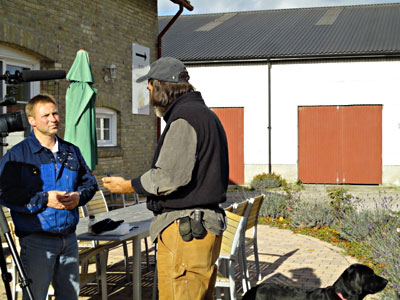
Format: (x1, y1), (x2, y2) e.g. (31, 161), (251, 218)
(333, 264), (388, 299)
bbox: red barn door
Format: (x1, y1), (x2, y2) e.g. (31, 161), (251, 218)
(212, 107), (244, 185)
(298, 105), (382, 184)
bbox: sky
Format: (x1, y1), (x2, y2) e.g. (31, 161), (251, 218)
(158, 0), (400, 16)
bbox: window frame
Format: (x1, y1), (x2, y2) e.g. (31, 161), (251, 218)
(96, 107), (117, 147)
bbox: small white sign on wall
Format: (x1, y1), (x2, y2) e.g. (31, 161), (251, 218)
(132, 43), (150, 115)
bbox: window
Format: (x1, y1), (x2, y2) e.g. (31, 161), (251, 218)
(96, 108), (117, 147)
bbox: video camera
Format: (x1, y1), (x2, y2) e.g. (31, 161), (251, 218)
(0, 96), (28, 140)
(0, 70), (66, 139)
(0, 69), (66, 300)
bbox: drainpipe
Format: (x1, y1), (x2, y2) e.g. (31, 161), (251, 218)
(156, 1), (193, 138)
(158, 0), (194, 58)
(268, 61), (272, 174)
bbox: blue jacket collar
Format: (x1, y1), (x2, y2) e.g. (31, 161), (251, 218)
(27, 131), (72, 154)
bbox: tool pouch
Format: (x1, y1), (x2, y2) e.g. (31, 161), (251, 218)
(178, 212), (206, 242)
(191, 218), (206, 239)
(178, 216), (193, 242)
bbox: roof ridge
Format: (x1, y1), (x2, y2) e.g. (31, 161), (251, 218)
(159, 2), (400, 61)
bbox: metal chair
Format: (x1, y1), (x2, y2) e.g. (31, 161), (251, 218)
(44, 244), (110, 300)
(80, 190), (130, 280)
(3, 205), (110, 300)
(0, 206), (18, 300)
(224, 204), (235, 213)
(77, 245), (109, 300)
(215, 211), (246, 300)
(242, 195), (265, 282)
(231, 200), (252, 293)
(232, 200), (249, 217)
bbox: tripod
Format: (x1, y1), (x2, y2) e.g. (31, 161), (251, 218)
(0, 206), (35, 300)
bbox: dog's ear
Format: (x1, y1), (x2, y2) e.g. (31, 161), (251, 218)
(348, 266), (363, 296)
(334, 265), (363, 297)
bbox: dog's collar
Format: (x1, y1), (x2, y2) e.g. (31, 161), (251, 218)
(336, 292), (347, 300)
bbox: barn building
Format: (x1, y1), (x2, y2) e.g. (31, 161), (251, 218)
(160, 3), (400, 186)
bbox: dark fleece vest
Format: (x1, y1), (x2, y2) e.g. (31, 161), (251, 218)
(146, 91), (229, 214)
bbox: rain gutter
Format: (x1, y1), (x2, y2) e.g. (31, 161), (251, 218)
(158, 1), (194, 58)
(182, 52), (400, 65)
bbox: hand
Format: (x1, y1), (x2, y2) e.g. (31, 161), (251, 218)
(47, 191), (79, 210)
(61, 192), (80, 210)
(102, 176), (134, 194)
(47, 191), (68, 209)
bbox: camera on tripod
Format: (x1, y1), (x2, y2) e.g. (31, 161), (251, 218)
(0, 87), (29, 143)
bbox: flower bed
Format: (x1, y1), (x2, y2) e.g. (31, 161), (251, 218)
(239, 175), (400, 299)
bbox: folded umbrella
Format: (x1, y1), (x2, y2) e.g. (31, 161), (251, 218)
(64, 49), (98, 171)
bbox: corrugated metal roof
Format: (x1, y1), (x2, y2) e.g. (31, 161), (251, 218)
(159, 3), (400, 62)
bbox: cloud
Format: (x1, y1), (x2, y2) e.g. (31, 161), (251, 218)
(158, 0), (268, 15)
(158, 0), (400, 15)
(272, 0), (400, 9)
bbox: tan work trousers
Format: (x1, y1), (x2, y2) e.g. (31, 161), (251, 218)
(157, 220), (222, 300)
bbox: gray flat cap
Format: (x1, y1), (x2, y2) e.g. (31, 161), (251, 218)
(136, 57), (189, 83)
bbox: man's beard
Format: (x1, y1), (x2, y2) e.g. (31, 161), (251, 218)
(151, 92), (168, 118)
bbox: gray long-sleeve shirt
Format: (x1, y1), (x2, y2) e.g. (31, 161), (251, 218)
(140, 119), (197, 196)
(135, 118), (226, 241)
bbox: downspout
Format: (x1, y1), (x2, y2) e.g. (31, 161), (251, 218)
(268, 60), (272, 174)
(156, 0), (194, 138)
(158, 1), (194, 58)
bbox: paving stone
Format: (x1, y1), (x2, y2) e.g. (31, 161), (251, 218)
(0, 224), (384, 299)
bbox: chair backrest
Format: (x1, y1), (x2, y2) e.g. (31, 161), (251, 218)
(1, 206), (11, 239)
(245, 194), (265, 231)
(1, 206), (11, 222)
(81, 190), (109, 217)
(1, 206), (18, 245)
(233, 200), (249, 217)
(219, 211), (245, 258)
(224, 204), (234, 213)
(78, 205), (84, 219)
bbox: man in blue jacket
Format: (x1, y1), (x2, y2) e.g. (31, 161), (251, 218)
(0, 94), (97, 300)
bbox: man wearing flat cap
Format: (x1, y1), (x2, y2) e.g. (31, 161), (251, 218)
(103, 57), (229, 300)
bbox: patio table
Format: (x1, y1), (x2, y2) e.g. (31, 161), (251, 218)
(76, 203), (153, 300)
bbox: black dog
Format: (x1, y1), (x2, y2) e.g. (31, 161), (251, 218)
(242, 264), (388, 300)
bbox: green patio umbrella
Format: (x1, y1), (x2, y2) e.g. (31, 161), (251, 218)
(64, 49), (98, 171)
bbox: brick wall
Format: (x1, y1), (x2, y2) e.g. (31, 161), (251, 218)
(0, 0), (159, 181)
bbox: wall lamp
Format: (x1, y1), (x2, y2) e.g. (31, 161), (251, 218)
(104, 63), (117, 82)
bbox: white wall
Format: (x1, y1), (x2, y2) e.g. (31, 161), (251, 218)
(272, 61), (400, 166)
(188, 64), (270, 165)
(186, 60), (400, 185)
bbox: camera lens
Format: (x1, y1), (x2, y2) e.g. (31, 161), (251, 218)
(0, 111), (29, 135)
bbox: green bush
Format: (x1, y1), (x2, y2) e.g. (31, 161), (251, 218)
(250, 172), (287, 191)
(289, 201), (335, 228)
(369, 218), (400, 299)
(259, 192), (290, 219)
(334, 209), (375, 242)
(327, 188), (358, 221)
(325, 192), (400, 298)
